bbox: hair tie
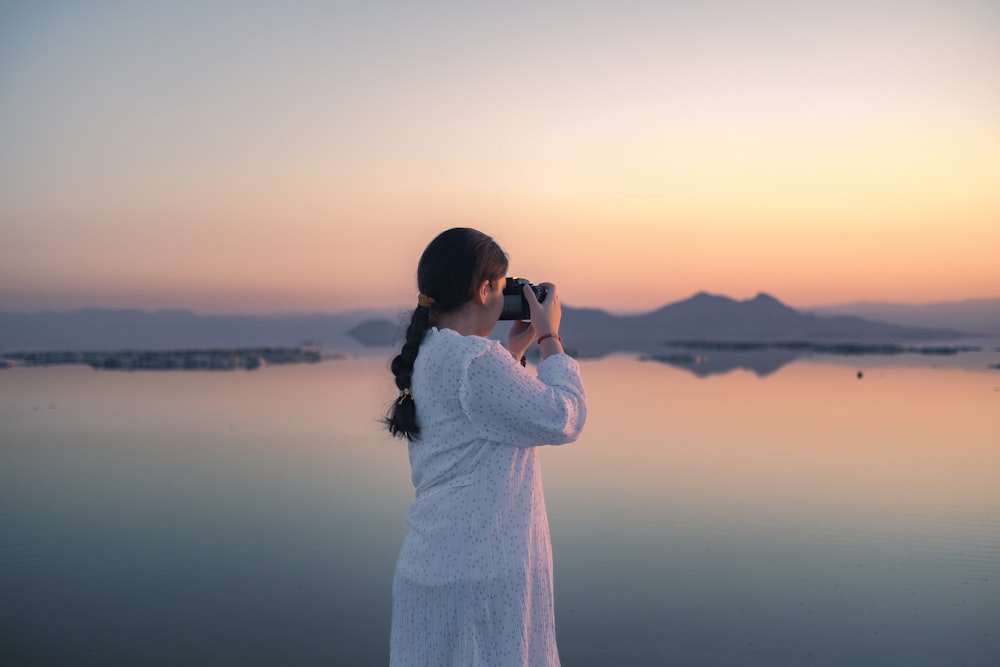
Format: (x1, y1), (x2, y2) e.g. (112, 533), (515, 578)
(398, 388), (413, 404)
(417, 293), (435, 309)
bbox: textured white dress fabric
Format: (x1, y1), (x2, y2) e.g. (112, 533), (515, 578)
(390, 327), (587, 667)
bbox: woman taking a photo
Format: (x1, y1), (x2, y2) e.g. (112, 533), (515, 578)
(385, 227), (587, 666)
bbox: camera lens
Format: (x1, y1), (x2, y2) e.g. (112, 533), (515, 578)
(499, 277), (546, 321)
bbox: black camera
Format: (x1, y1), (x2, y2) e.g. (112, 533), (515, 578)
(499, 277), (547, 321)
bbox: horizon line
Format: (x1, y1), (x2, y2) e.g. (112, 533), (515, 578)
(3, 291), (999, 318)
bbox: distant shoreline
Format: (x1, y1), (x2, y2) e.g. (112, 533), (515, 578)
(663, 340), (982, 356)
(637, 340), (994, 377)
(0, 346), (334, 371)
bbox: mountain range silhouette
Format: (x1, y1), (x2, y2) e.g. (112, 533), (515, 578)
(0, 293), (976, 376)
(553, 291), (964, 359)
(346, 291), (979, 376)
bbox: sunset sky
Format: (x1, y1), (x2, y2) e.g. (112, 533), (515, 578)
(1, 0), (998, 314)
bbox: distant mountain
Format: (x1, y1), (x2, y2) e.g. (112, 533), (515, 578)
(0, 294), (970, 361)
(348, 292), (967, 359)
(0, 307), (406, 353)
(556, 291), (965, 358)
(346, 319), (400, 347)
(807, 298), (1000, 335)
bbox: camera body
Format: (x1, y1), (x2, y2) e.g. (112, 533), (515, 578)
(499, 277), (547, 321)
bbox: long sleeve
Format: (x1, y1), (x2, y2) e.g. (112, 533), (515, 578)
(457, 341), (586, 447)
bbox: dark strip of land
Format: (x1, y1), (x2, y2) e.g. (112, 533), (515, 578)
(664, 341), (980, 356)
(1, 347), (330, 371)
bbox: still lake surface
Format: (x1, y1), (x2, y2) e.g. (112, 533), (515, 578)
(2, 343), (998, 666)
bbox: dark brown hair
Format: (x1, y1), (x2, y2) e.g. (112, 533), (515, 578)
(384, 228), (509, 440)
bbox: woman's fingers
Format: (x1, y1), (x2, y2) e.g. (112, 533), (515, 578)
(524, 282), (560, 335)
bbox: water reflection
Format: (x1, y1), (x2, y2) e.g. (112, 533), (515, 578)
(544, 356), (999, 665)
(1, 354), (997, 665)
(641, 347), (801, 376)
(638, 340), (992, 377)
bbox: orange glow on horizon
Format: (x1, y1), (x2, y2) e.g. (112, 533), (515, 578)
(1, 3), (998, 313)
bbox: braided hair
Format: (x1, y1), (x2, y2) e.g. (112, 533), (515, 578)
(384, 228), (509, 440)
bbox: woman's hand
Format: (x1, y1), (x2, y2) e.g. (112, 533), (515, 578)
(526, 282), (560, 337)
(526, 282), (564, 361)
(505, 282), (562, 362)
(505, 319), (536, 362)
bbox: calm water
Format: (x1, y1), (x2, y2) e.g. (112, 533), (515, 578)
(1, 348), (998, 666)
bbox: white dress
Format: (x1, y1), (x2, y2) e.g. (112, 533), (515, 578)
(390, 327), (587, 667)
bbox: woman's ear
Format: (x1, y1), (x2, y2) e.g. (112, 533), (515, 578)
(475, 279), (491, 305)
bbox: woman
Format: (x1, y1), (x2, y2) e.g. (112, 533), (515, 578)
(385, 228), (587, 666)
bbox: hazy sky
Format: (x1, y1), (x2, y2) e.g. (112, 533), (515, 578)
(2, 0), (998, 313)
